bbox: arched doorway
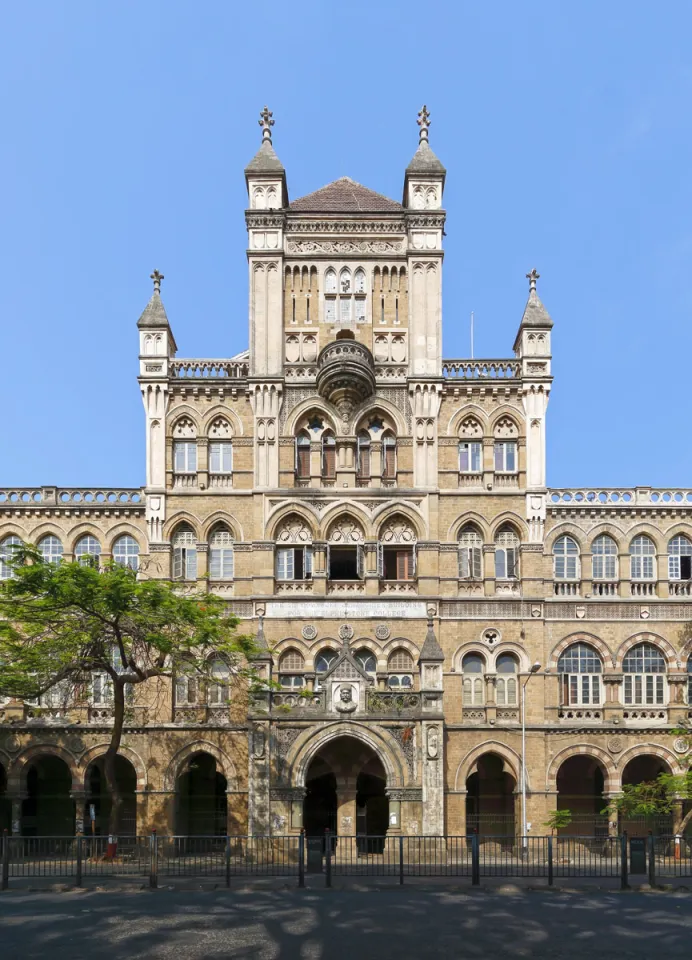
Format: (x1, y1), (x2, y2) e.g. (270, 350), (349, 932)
(303, 737), (389, 843)
(22, 756), (74, 837)
(85, 755), (137, 836)
(175, 751), (227, 835)
(621, 754), (672, 836)
(0, 762), (10, 834)
(556, 756), (607, 836)
(466, 753), (516, 838)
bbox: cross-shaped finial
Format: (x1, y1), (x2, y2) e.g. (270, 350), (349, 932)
(526, 268), (540, 293)
(417, 105), (431, 143)
(150, 269), (164, 294)
(259, 105), (274, 143)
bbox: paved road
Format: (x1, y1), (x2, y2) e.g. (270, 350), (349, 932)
(2, 888), (692, 959)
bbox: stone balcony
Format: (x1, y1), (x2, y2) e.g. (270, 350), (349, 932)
(173, 705), (233, 725)
(326, 580), (365, 594)
(379, 580), (417, 595)
(316, 334), (376, 407)
(366, 690), (422, 716)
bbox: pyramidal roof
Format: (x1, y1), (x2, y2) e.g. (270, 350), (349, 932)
(244, 138), (285, 175)
(406, 140), (446, 177)
(137, 291), (169, 329)
(419, 619), (445, 662)
(289, 177), (403, 213)
(520, 289), (553, 329)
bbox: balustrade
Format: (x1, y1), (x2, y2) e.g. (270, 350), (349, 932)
(554, 582), (580, 597)
(379, 581), (417, 594)
(326, 581), (365, 594)
(630, 582), (655, 597)
(549, 487), (692, 506)
(591, 581), (618, 597)
(0, 488), (144, 505)
(442, 359), (520, 379)
(367, 690), (421, 715)
(170, 359), (249, 379)
(669, 581), (692, 597)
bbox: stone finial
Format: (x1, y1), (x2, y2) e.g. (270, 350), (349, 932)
(526, 268), (540, 294)
(150, 270), (164, 295)
(417, 105), (431, 144)
(259, 106), (274, 143)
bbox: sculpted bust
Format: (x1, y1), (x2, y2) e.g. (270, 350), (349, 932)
(334, 684), (358, 714)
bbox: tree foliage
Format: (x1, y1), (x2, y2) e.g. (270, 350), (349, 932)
(0, 545), (257, 835)
(544, 809), (573, 834)
(604, 770), (692, 830)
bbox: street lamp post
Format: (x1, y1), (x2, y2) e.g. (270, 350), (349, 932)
(521, 661), (541, 849)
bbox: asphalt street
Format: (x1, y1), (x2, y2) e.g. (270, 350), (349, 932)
(2, 888), (692, 959)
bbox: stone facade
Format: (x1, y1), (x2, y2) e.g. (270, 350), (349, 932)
(1, 109), (691, 841)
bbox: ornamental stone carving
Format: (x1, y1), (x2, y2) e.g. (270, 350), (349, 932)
(302, 624), (317, 640)
(427, 725), (440, 759)
(375, 624), (390, 640)
(334, 684), (358, 714)
(328, 517), (364, 543)
(276, 517), (312, 544)
(339, 624), (354, 640)
(287, 240), (404, 254)
(379, 517), (417, 544)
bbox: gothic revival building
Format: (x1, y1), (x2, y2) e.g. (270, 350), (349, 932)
(1, 107), (691, 841)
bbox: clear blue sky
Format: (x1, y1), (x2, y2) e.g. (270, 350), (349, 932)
(1, 2), (690, 489)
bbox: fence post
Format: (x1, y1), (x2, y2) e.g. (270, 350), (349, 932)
(647, 832), (656, 888)
(76, 834), (83, 887)
(1, 830), (8, 892)
(149, 830), (158, 890)
(225, 836), (231, 889)
(325, 830), (332, 889)
(547, 836), (553, 887)
(399, 835), (404, 886)
(620, 833), (628, 890)
(298, 831), (305, 889)
(471, 832), (480, 886)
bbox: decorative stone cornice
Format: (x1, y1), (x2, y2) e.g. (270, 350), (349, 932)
(285, 218), (407, 234)
(287, 239), (405, 255)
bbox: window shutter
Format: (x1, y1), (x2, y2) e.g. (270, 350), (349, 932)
(396, 550), (406, 581)
(210, 443), (220, 473)
(223, 443), (233, 472)
(472, 547), (482, 579)
(462, 678), (471, 706)
(173, 547), (183, 579)
(357, 544), (365, 579)
(304, 547), (313, 578)
(507, 678), (517, 705)
(323, 443), (336, 478)
(377, 543), (384, 578)
(185, 547), (198, 580)
(459, 546), (469, 578)
(507, 548), (517, 579)
(459, 443), (469, 472)
(682, 555), (692, 580)
(224, 548), (234, 579)
(383, 442), (396, 478)
(496, 679), (505, 706)
(412, 545), (417, 577)
(210, 549), (221, 580)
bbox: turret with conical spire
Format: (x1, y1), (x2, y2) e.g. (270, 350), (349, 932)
(513, 269), (553, 355)
(137, 270), (177, 371)
(244, 106), (288, 207)
(403, 104), (446, 206)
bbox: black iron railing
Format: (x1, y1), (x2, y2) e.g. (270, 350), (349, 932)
(2, 831), (691, 889)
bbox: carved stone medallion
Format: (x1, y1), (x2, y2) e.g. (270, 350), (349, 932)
(302, 625), (317, 641)
(375, 624), (390, 641)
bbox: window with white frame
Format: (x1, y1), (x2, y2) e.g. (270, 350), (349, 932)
(592, 535), (618, 580)
(557, 642), (603, 706)
(0, 536), (22, 579)
(91, 672), (113, 705)
(175, 666), (199, 705)
(75, 535), (101, 568)
(174, 441), (197, 473)
(494, 441), (517, 473)
(276, 545), (313, 580)
(209, 441), (233, 474)
(355, 649), (377, 676)
(622, 642), (666, 706)
(172, 525), (197, 580)
(378, 516), (416, 582)
(459, 441), (482, 474)
(458, 526), (483, 579)
(323, 266), (367, 324)
(495, 654), (518, 706)
(630, 535), (656, 580)
(113, 535), (139, 571)
(668, 535), (692, 581)
(387, 648), (414, 688)
(462, 653), (485, 706)
(495, 526), (519, 579)
(554, 536), (580, 580)
(278, 649), (305, 688)
(209, 527), (234, 580)
(38, 535), (63, 565)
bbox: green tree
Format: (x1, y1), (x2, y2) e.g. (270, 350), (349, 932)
(544, 809), (573, 835)
(0, 545), (257, 836)
(604, 768), (692, 832)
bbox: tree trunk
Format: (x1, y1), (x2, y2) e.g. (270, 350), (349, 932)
(679, 807), (692, 835)
(103, 679), (126, 840)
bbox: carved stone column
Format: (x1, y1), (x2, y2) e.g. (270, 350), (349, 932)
(421, 722), (444, 835)
(247, 722), (270, 835)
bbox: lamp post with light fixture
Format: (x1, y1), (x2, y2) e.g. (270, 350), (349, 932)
(521, 661), (542, 848)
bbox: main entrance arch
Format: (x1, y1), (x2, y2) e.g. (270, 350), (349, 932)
(303, 736), (389, 840)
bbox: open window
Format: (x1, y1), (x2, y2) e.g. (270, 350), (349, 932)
(382, 433), (397, 481)
(669, 535), (692, 580)
(172, 525), (197, 580)
(327, 517), (365, 581)
(377, 515), (417, 582)
(356, 431), (371, 481)
(458, 525), (483, 579)
(495, 526), (519, 579)
(276, 545), (313, 580)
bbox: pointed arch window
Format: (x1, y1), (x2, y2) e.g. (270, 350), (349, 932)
(315, 649), (337, 674)
(630, 535), (656, 580)
(592, 535), (618, 580)
(279, 649), (305, 689)
(113, 535), (140, 571)
(557, 642), (603, 706)
(495, 654), (518, 706)
(0, 536), (22, 579)
(622, 642), (666, 705)
(382, 433), (397, 480)
(295, 432), (311, 480)
(207, 659), (230, 706)
(172, 525), (197, 581)
(462, 653), (485, 706)
(495, 526), (519, 580)
(554, 536), (580, 580)
(209, 527), (235, 580)
(323, 266), (368, 324)
(668, 535), (692, 581)
(75, 536), (101, 568)
(325, 268), (337, 294)
(38, 535), (63, 565)
(174, 440), (197, 473)
(322, 432), (336, 480)
(458, 526), (483, 579)
(355, 649), (377, 675)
